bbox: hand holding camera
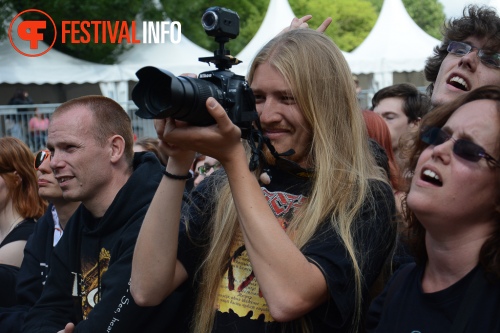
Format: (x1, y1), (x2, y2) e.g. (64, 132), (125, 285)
(153, 96), (245, 168)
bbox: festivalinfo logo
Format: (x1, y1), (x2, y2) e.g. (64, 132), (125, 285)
(9, 9), (182, 57)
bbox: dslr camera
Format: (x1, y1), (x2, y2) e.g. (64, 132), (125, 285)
(132, 7), (258, 137)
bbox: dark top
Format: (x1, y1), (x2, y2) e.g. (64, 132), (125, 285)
(178, 165), (396, 332)
(366, 263), (500, 333)
(17, 206), (61, 307)
(8, 96), (34, 112)
(0, 219), (36, 248)
(0, 219), (35, 308)
(22, 152), (191, 333)
(0, 205), (65, 332)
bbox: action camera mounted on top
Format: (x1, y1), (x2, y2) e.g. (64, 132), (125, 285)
(132, 6), (258, 138)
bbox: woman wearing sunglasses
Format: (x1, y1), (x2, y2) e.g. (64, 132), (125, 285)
(0, 149), (81, 332)
(366, 85), (500, 332)
(0, 137), (47, 307)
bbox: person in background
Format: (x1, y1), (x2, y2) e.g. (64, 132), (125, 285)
(8, 89), (34, 112)
(29, 109), (50, 151)
(131, 27), (396, 333)
(6, 116), (24, 141)
(362, 111), (402, 209)
(21, 96), (190, 333)
(193, 155), (221, 188)
(371, 83), (431, 175)
(0, 137), (47, 307)
(425, 5), (500, 107)
(366, 85), (500, 332)
(133, 137), (168, 165)
(353, 75), (363, 106)
(187, 153), (205, 192)
(0, 149), (80, 332)
(8, 89), (35, 143)
(362, 111), (414, 293)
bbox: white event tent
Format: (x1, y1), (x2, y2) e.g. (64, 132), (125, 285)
(2, 0), (475, 103)
(118, 21), (214, 79)
(348, 0), (441, 90)
(235, 0), (353, 76)
(234, 0), (296, 76)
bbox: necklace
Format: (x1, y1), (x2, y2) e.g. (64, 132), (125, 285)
(8, 216), (24, 233)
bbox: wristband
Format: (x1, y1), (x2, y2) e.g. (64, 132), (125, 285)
(163, 170), (192, 180)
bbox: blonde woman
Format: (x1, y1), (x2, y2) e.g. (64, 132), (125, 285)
(132, 28), (396, 332)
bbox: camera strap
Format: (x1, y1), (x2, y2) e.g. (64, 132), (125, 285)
(248, 119), (313, 178)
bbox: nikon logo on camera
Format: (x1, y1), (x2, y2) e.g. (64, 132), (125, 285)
(9, 9), (182, 57)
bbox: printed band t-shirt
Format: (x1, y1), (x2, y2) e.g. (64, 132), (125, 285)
(178, 166), (396, 333)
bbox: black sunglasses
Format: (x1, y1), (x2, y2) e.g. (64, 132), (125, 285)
(34, 150), (51, 170)
(420, 126), (500, 168)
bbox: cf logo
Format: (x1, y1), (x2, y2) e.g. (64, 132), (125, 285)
(9, 9), (57, 57)
(18, 20), (46, 49)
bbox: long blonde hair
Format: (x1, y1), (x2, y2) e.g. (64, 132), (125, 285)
(192, 29), (387, 332)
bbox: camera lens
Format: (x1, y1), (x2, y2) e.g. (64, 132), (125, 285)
(132, 67), (225, 126)
(201, 11), (218, 31)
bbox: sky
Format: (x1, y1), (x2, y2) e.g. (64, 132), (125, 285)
(440, 0), (498, 18)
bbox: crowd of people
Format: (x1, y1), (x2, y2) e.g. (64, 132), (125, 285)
(0, 4), (499, 333)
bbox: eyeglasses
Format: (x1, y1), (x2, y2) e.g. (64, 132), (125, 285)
(197, 162), (222, 176)
(447, 41), (500, 69)
(34, 150), (51, 170)
(420, 126), (500, 168)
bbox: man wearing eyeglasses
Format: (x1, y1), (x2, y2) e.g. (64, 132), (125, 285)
(425, 5), (500, 107)
(21, 96), (190, 333)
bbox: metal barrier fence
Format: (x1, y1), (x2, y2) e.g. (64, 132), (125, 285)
(0, 91), (388, 152)
(0, 102), (156, 152)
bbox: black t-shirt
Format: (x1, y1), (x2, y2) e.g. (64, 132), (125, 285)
(366, 263), (500, 333)
(178, 166), (396, 332)
(0, 219), (36, 307)
(0, 219), (35, 247)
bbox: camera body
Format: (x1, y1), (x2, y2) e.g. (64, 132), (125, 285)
(132, 7), (258, 137)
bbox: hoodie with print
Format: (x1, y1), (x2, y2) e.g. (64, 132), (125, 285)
(22, 152), (190, 333)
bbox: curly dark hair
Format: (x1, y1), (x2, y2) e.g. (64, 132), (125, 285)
(403, 85), (500, 278)
(371, 83), (431, 122)
(424, 5), (500, 97)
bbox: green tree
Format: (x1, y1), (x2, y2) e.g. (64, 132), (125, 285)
(289, 0), (377, 51)
(160, 0), (269, 55)
(0, 0), (15, 41)
(367, 0), (383, 13)
(402, 0), (445, 39)
(8, 0), (165, 64)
